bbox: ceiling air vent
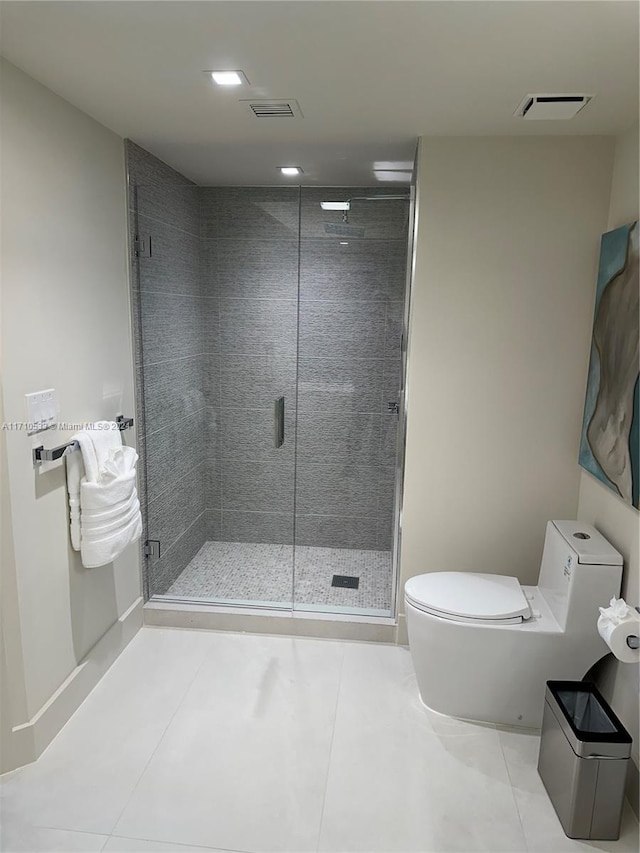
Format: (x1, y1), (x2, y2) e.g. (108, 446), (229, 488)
(243, 99), (303, 118)
(514, 94), (592, 120)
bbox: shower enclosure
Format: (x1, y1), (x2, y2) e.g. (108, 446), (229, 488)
(127, 141), (412, 618)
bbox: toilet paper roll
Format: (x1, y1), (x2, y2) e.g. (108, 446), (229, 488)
(597, 615), (640, 664)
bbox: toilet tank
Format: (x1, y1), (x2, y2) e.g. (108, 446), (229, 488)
(537, 521), (623, 632)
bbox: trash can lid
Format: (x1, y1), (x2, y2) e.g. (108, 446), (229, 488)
(545, 681), (632, 759)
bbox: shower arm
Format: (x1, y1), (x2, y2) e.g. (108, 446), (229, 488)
(347, 195), (409, 202)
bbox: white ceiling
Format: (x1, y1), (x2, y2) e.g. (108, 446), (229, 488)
(1, 1), (637, 186)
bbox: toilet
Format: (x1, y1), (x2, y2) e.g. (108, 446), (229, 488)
(405, 520), (623, 728)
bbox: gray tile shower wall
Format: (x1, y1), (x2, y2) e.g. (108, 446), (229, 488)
(199, 185), (408, 552)
(126, 141), (206, 595)
(296, 188), (408, 550)
(199, 187), (300, 546)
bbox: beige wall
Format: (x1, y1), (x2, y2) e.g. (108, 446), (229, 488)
(577, 126), (640, 783)
(0, 59), (141, 766)
(402, 136), (614, 594)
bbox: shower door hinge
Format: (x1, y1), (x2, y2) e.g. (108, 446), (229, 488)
(144, 539), (161, 559)
(387, 401), (400, 415)
(133, 235), (152, 258)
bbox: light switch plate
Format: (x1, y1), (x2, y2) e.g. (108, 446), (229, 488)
(25, 388), (57, 434)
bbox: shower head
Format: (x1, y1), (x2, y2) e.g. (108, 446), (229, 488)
(319, 194), (408, 238)
(320, 201), (350, 211)
(320, 199), (361, 235)
(324, 222), (365, 238)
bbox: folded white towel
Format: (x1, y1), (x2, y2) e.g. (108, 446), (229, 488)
(65, 421), (142, 567)
(80, 511), (143, 569)
(81, 493), (138, 524)
(81, 497), (141, 537)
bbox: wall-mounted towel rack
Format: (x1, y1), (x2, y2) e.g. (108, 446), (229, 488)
(32, 415), (134, 466)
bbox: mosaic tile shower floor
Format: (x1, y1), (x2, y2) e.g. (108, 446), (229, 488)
(165, 541), (393, 614)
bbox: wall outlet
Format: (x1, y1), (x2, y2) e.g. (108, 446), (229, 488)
(25, 389), (57, 434)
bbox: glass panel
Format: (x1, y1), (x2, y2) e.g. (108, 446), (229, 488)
(128, 142), (298, 606)
(292, 187), (411, 616)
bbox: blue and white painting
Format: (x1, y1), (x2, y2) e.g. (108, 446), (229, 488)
(579, 220), (639, 508)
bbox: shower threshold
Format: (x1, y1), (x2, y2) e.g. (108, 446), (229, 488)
(143, 598), (399, 643)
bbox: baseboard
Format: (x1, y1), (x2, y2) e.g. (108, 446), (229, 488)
(396, 612), (409, 646)
(3, 597), (143, 774)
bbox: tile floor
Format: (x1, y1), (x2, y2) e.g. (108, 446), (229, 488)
(1, 627), (637, 853)
(165, 542), (393, 615)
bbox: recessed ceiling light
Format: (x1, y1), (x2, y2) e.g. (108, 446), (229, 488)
(210, 70), (248, 86)
(279, 166), (303, 176)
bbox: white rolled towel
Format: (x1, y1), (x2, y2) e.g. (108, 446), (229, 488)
(66, 421), (125, 549)
(65, 423), (142, 566)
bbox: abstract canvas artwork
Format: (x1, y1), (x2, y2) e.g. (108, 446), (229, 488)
(579, 221), (639, 508)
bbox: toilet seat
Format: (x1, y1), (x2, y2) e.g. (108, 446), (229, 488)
(405, 572), (532, 625)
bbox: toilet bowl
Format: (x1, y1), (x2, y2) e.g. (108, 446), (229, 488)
(405, 521), (623, 728)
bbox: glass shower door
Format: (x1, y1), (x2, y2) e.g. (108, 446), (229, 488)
(198, 187), (299, 606)
(291, 187), (410, 617)
(128, 142), (298, 606)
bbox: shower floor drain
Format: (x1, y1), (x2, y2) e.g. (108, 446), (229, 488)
(331, 575), (360, 589)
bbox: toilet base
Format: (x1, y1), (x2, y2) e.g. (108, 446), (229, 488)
(416, 692), (539, 731)
(406, 596), (610, 729)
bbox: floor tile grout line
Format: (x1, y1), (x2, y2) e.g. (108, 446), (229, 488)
(21, 824), (109, 840)
(314, 642), (347, 853)
(107, 831), (254, 853)
(105, 636), (216, 839)
(497, 731), (532, 853)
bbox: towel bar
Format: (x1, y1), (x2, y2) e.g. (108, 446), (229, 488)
(33, 415), (134, 466)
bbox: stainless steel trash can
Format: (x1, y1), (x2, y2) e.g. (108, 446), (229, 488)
(538, 681), (632, 840)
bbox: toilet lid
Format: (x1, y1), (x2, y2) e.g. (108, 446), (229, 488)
(405, 572), (531, 623)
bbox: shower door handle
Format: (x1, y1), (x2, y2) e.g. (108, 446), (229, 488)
(274, 396), (285, 449)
